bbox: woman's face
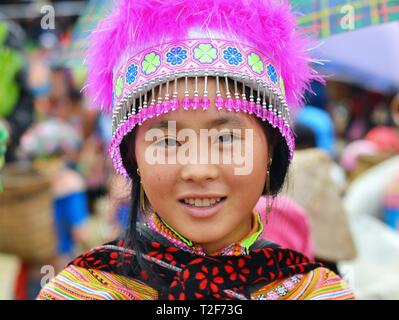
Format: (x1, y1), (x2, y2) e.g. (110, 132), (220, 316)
(135, 77), (269, 253)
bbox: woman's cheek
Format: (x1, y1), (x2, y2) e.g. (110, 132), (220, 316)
(145, 166), (176, 199)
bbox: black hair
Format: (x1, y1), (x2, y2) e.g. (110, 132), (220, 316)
(294, 123), (317, 150)
(117, 81), (290, 293)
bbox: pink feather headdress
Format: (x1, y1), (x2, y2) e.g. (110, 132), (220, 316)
(85, 0), (321, 177)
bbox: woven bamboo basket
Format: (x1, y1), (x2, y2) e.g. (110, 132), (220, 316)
(0, 163), (57, 262)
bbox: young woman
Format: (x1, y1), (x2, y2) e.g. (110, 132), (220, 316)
(38, 0), (355, 300)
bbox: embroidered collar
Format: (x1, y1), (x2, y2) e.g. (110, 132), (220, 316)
(146, 210), (264, 256)
(71, 234), (322, 300)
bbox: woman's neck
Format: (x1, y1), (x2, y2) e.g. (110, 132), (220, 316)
(148, 211), (260, 256)
(197, 216), (253, 255)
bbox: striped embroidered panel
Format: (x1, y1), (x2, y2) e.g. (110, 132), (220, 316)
(37, 265), (354, 300)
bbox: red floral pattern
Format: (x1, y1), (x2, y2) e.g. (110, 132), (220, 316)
(70, 239), (323, 300)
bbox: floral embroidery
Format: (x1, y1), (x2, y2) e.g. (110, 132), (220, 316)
(195, 265), (225, 294)
(248, 53), (264, 74)
(266, 291), (279, 300)
(224, 258), (251, 282)
(282, 279), (295, 290)
(267, 63), (278, 83)
(255, 275), (301, 300)
(193, 43), (217, 63)
(276, 285), (288, 296)
(166, 46), (188, 66)
(147, 244), (179, 264)
(223, 46), (243, 66)
(115, 76), (124, 97)
(142, 52), (161, 75)
(125, 64), (138, 85)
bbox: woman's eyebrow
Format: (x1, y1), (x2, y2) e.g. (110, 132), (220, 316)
(207, 116), (247, 129)
(150, 119), (170, 129)
(149, 116), (247, 130)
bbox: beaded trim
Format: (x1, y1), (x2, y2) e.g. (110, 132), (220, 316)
(254, 275), (302, 300)
(146, 211), (263, 257)
(147, 214), (197, 253)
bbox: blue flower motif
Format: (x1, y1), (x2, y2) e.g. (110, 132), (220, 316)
(223, 47), (243, 66)
(267, 64), (278, 84)
(166, 46), (188, 66)
(126, 64), (138, 85)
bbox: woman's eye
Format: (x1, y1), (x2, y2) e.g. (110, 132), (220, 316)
(216, 133), (239, 144)
(156, 137), (180, 147)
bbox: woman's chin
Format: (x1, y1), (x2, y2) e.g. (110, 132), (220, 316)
(174, 224), (229, 246)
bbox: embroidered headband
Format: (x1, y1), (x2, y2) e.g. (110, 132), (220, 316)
(85, 0), (321, 177)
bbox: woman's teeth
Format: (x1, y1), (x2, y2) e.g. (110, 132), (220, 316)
(183, 198), (222, 207)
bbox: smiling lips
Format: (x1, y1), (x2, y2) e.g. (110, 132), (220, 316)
(182, 197), (223, 207)
(179, 196), (227, 218)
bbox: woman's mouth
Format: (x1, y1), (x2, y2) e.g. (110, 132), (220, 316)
(178, 197), (227, 218)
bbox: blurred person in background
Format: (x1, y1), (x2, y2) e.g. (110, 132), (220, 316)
(340, 139), (378, 182)
(345, 89), (375, 142)
(347, 126), (399, 182)
(381, 94), (399, 231)
(344, 94), (399, 230)
(21, 63), (94, 274)
(286, 122), (356, 275)
(299, 83), (347, 191)
(0, 21), (34, 164)
(365, 126), (399, 155)
(299, 81), (336, 158)
(19, 117), (91, 271)
(46, 66), (110, 214)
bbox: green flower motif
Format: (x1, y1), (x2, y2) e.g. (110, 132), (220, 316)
(193, 43), (217, 63)
(279, 77), (286, 97)
(142, 52), (161, 75)
(248, 53), (264, 74)
(115, 76), (123, 97)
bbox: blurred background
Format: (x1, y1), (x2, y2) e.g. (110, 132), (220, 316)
(0, 0), (399, 300)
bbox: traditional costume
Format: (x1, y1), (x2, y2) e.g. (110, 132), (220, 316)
(38, 211), (353, 300)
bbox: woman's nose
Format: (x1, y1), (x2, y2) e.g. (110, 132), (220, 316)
(180, 163), (219, 183)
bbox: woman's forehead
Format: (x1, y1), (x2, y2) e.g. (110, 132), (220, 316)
(141, 106), (257, 132)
